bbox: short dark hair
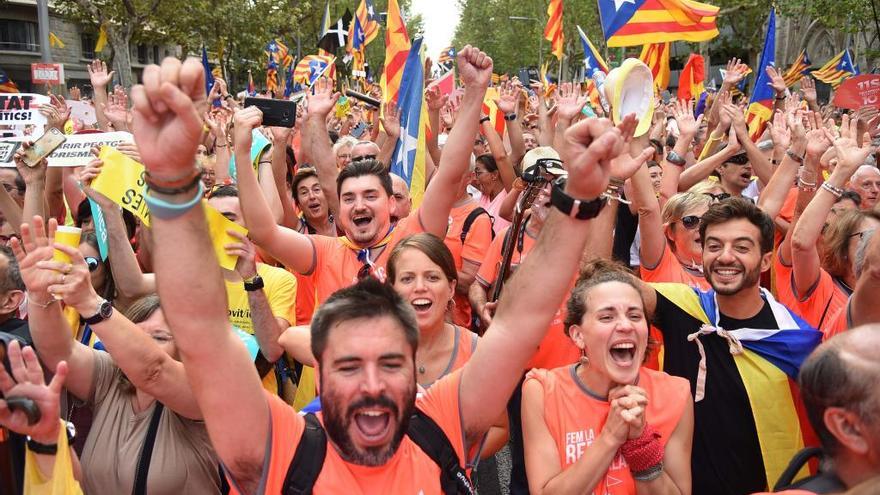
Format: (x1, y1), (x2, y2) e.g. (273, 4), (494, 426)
(699, 197), (774, 254)
(387, 233), (457, 284)
(646, 160), (661, 170)
(291, 167), (319, 205)
(475, 154), (498, 173)
(336, 159), (392, 198)
(207, 184), (239, 199)
(799, 327), (880, 456)
(564, 259), (648, 336)
(0, 246), (24, 293)
(310, 277), (418, 363)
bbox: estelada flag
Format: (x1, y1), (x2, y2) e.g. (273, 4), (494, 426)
(577, 25), (609, 76)
(812, 49), (859, 89)
(783, 49), (812, 87)
(677, 53), (705, 102)
(544, 0), (565, 61)
(746, 9), (777, 141)
(294, 55), (335, 86)
(598, 0), (719, 47)
(640, 42), (670, 91)
(0, 67), (19, 93)
(382, 0), (411, 103)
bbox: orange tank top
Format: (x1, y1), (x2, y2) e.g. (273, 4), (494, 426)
(525, 365), (690, 495)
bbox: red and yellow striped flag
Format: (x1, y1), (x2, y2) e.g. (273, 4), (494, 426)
(639, 42), (670, 91)
(811, 50), (858, 89)
(544, 0), (564, 61)
(381, 0), (411, 103)
(599, 0), (719, 47)
(782, 50), (812, 87)
(677, 53), (705, 102)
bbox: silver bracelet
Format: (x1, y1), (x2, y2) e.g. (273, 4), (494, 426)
(821, 182), (843, 198)
(632, 461), (664, 482)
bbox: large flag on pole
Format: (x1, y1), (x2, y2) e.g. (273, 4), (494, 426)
(201, 47), (215, 96)
(598, 0), (719, 47)
(319, 9), (353, 53)
(812, 50), (859, 89)
(391, 37), (428, 208)
(382, 0), (411, 103)
(782, 49), (812, 87)
(294, 55), (336, 86)
(319, 0), (332, 39)
(544, 0), (565, 61)
(746, 9), (777, 141)
(577, 26), (609, 76)
(640, 42), (671, 91)
(349, 0), (380, 51)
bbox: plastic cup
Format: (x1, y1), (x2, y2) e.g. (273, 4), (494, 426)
(53, 226), (82, 265)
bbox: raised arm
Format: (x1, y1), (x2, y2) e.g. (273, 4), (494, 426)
(233, 107), (315, 275)
(131, 57), (267, 493)
(377, 101), (402, 168)
(726, 105), (773, 185)
(659, 100), (700, 201)
(481, 117), (515, 192)
(10, 217), (94, 401)
(267, 127), (301, 230)
(50, 243), (202, 419)
(678, 127), (741, 191)
(552, 83), (588, 156)
(425, 84), (447, 168)
(301, 78), (342, 216)
(87, 60), (114, 132)
(12, 146), (48, 222)
(757, 110), (804, 221)
(496, 81), (526, 168)
(790, 119), (844, 298)
(460, 115), (648, 438)
(418, 46), (490, 238)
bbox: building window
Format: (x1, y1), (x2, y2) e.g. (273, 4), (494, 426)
(0, 20), (39, 52)
(152, 45), (159, 63)
(138, 45), (150, 64)
(81, 33), (96, 60)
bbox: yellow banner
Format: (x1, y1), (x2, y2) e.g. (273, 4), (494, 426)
(204, 203), (248, 271)
(92, 146), (151, 226)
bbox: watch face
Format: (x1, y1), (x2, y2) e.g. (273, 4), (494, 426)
(99, 300), (113, 318)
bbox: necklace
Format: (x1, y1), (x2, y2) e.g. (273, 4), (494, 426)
(416, 323), (451, 375)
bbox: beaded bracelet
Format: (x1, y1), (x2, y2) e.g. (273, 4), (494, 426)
(821, 181), (844, 198)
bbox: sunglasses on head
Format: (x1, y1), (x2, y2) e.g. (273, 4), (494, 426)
(703, 192), (731, 202)
(679, 215), (702, 230)
(85, 256), (100, 272)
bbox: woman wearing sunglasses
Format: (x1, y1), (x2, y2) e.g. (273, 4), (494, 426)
(630, 158), (712, 289)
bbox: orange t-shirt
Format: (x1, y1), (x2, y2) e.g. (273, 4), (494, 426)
(639, 242), (710, 290)
(525, 365), (690, 495)
(476, 224), (579, 370)
(443, 202), (494, 327)
(293, 270), (317, 326)
(822, 302), (850, 341)
(310, 213), (423, 305)
(774, 255), (849, 333)
(235, 370), (467, 495)
(774, 187), (798, 247)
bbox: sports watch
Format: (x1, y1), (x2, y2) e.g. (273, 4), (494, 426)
(550, 178), (607, 220)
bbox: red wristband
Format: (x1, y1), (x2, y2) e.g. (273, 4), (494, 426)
(620, 423), (663, 473)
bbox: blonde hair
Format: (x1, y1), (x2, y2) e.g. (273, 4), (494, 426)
(661, 192), (712, 226)
(687, 179), (722, 196)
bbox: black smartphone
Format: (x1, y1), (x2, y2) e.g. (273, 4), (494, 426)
(244, 97), (297, 128)
(344, 90), (381, 109)
(5, 396), (41, 425)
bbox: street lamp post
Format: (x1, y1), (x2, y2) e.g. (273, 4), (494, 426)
(509, 16), (542, 70)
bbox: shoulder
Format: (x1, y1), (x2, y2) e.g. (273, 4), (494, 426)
(524, 366), (570, 393)
(416, 369), (466, 460)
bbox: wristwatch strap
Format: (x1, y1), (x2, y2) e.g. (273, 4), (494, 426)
(244, 275), (264, 292)
(550, 179), (607, 220)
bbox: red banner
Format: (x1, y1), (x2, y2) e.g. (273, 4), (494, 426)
(832, 74), (880, 110)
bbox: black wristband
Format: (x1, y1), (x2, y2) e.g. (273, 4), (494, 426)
(27, 437), (58, 455)
(550, 178), (606, 220)
(244, 275), (264, 292)
(145, 170), (204, 195)
(479, 116), (491, 124)
(504, 113), (517, 121)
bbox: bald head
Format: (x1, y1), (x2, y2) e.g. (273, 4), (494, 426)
(851, 165), (880, 210)
(351, 141), (381, 163)
(799, 325), (880, 455)
(389, 173), (411, 222)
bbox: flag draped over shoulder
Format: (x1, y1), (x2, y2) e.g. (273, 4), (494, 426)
(746, 9), (776, 141)
(382, 0), (411, 103)
(677, 53), (705, 102)
(640, 42), (670, 91)
(598, 0), (719, 47)
(391, 37), (428, 208)
(544, 0), (565, 61)
(812, 50), (859, 89)
(652, 283), (822, 489)
(783, 49), (812, 87)
(577, 26), (609, 76)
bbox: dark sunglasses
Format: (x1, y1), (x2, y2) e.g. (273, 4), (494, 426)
(723, 153), (750, 165)
(351, 154), (377, 163)
(679, 215), (702, 230)
(703, 192), (731, 202)
(85, 256), (100, 272)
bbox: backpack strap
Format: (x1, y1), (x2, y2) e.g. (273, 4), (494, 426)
(773, 446), (845, 494)
(131, 402), (164, 495)
(407, 408), (475, 495)
(460, 208), (493, 243)
(282, 413), (327, 495)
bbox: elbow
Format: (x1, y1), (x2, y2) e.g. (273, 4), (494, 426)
(789, 230), (813, 254)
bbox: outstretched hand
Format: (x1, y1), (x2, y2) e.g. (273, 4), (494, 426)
(130, 57), (206, 181)
(0, 341), (68, 445)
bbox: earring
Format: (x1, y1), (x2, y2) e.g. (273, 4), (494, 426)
(579, 347), (589, 366)
(447, 298), (456, 310)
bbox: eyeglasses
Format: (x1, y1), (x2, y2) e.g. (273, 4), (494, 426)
(849, 229), (875, 241)
(351, 154), (376, 163)
(84, 256), (100, 272)
(703, 192), (731, 203)
(679, 215), (702, 230)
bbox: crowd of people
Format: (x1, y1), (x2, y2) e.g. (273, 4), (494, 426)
(0, 39), (879, 495)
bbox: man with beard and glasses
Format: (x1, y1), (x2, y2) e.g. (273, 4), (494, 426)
(234, 50), (482, 308)
(127, 50), (637, 494)
(627, 197), (823, 495)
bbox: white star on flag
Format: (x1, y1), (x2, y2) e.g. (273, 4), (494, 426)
(612, 0), (636, 11)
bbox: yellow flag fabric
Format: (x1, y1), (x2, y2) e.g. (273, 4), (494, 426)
(92, 147), (150, 226)
(95, 25), (108, 53)
(24, 420), (84, 494)
(204, 202), (248, 271)
(49, 32), (65, 49)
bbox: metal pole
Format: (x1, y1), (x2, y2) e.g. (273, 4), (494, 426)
(538, 36), (543, 70)
(37, 0), (52, 62)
